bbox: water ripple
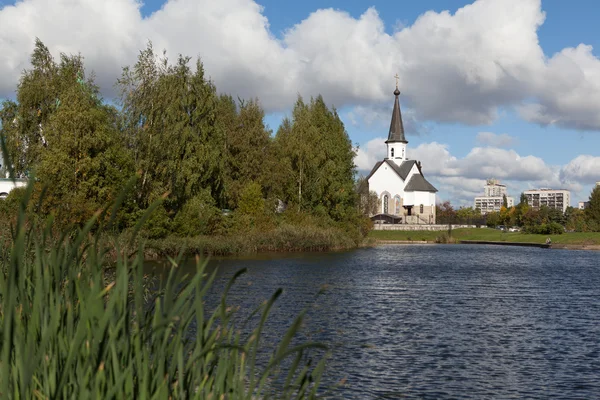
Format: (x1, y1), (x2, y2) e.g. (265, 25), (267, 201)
(172, 244), (600, 399)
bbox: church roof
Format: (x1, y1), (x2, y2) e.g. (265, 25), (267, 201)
(386, 88), (407, 144)
(366, 159), (415, 181)
(405, 174), (438, 192)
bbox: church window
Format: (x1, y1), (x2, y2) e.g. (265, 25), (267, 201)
(394, 196), (401, 215)
(420, 204), (424, 214)
(391, 148), (394, 158)
(383, 195), (389, 214)
(402, 148), (405, 158)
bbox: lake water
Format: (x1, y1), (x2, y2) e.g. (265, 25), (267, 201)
(149, 244), (600, 399)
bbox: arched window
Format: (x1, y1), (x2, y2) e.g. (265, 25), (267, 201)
(383, 195), (389, 214)
(391, 148), (394, 158)
(394, 195), (401, 215)
(402, 148), (405, 158)
(420, 204), (424, 214)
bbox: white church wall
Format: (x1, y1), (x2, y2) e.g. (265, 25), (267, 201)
(368, 163), (406, 200)
(412, 191), (432, 206)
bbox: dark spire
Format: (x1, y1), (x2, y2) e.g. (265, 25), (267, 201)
(386, 84), (407, 144)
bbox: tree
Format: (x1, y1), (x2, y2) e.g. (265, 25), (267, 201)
(275, 95), (357, 220)
(565, 206), (588, 232)
(519, 192), (528, 206)
(435, 201), (456, 224)
(502, 194), (508, 208)
(1, 40), (132, 226)
(586, 185), (600, 230)
(118, 43), (225, 214)
(218, 96), (273, 208)
(355, 176), (378, 216)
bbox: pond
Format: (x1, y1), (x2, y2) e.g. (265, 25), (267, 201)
(147, 244), (600, 399)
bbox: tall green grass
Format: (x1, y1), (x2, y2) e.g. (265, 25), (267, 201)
(0, 181), (330, 398)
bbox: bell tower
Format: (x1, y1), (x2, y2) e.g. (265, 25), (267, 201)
(386, 75), (408, 166)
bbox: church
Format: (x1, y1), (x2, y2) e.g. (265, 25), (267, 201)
(366, 84), (437, 224)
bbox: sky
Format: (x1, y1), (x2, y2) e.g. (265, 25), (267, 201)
(1, 0), (600, 207)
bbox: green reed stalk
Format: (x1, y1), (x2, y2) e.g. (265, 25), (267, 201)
(0, 179), (330, 399)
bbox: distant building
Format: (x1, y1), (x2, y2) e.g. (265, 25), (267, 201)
(474, 179), (514, 214)
(578, 201), (590, 210)
(524, 189), (570, 213)
(0, 178), (28, 199)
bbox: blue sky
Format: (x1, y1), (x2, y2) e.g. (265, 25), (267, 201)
(1, 0), (599, 206)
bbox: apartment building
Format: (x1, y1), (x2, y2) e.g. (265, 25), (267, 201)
(524, 189), (570, 213)
(474, 179), (514, 214)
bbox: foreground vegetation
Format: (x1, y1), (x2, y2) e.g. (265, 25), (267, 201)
(369, 228), (600, 246)
(0, 185), (330, 398)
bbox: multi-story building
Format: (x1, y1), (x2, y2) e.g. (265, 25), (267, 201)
(578, 201), (590, 210)
(474, 179), (514, 214)
(524, 189), (570, 213)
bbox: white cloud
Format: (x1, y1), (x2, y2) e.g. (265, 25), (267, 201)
(354, 137), (386, 172)
(1, 0), (600, 130)
(559, 155), (600, 184)
(345, 104), (425, 134)
(476, 132), (516, 148)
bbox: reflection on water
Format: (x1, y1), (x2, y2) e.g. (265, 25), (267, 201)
(146, 245), (600, 399)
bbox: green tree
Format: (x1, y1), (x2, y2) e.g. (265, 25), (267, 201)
(237, 181), (265, 216)
(565, 206), (588, 232)
(1, 40), (131, 226)
(275, 95), (357, 220)
(118, 42), (224, 214)
(502, 194), (508, 208)
(218, 97), (273, 208)
(485, 211), (500, 227)
(586, 185), (600, 230)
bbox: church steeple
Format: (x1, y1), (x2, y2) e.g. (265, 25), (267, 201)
(385, 75), (408, 165)
(386, 76), (407, 144)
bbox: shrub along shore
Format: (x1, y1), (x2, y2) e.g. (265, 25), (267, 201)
(113, 223), (366, 260)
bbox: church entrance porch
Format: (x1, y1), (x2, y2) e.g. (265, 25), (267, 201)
(370, 213), (403, 225)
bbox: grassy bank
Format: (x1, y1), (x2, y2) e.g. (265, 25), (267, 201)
(134, 224), (363, 258)
(369, 228), (600, 245)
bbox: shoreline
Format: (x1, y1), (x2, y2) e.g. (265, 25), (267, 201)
(374, 239), (600, 251)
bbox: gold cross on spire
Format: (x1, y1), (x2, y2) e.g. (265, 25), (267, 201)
(394, 73), (399, 89)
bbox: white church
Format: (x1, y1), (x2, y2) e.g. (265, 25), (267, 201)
(366, 85), (437, 224)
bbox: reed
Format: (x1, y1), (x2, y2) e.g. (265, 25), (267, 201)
(0, 180), (330, 399)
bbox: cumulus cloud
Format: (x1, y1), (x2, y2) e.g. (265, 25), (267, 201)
(559, 155), (600, 184)
(345, 104), (426, 134)
(0, 0), (599, 130)
(354, 137), (386, 172)
(476, 132), (516, 148)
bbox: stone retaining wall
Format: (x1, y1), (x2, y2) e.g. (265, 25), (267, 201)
(373, 224), (480, 231)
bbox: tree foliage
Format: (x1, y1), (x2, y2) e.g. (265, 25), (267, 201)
(0, 39), (369, 241)
(586, 185), (600, 230)
(1, 39), (130, 225)
(117, 43), (224, 213)
(275, 95), (357, 221)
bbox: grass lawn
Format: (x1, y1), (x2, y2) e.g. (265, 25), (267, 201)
(368, 228), (600, 245)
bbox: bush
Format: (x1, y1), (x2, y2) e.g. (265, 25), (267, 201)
(173, 189), (221, 236)
(523, 222), (564, 235)
(142, 203), (172, 239)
